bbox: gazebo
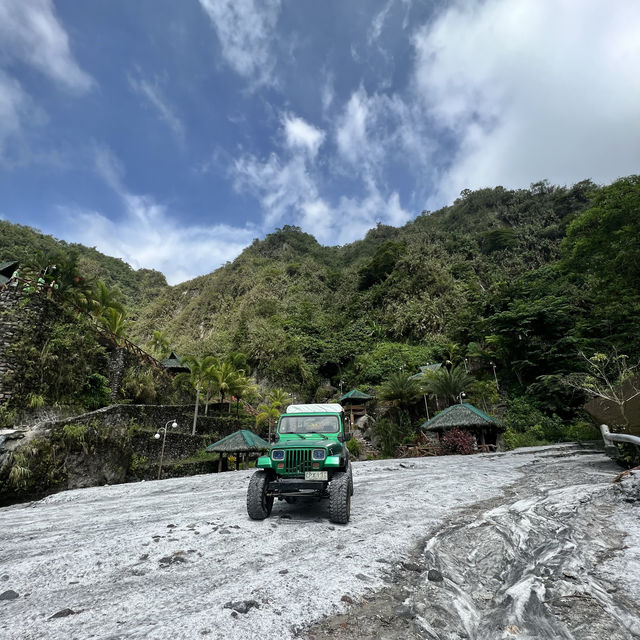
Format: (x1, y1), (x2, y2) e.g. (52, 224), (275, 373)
(420, 403), (503, 451)
(160, 351), (190, 375)
(206, 429), (270, 472)
(339, 389), (374, 427)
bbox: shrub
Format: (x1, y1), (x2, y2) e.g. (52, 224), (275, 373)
(503, 396), (564, 449)
(346, 437), (361, 458)
(371, 418), (400, 458)
(564, 420), (599, 442)
(82, 373), (111, 410)
(122, 368), (156, 404)
(440, 428), (475, 455)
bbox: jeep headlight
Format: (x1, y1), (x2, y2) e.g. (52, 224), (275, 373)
(312, 449), (326, 461)
(272, 449), (285, 461)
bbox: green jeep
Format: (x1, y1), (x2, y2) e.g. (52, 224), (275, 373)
(247, 403), (353, 524)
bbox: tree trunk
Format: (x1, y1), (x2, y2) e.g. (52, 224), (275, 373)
(192, 381), (201, 436)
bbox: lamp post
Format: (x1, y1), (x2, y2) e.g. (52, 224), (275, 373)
(463, 357), (469, 373)
(490, 361), (499, 390)
(423, 394), (430, 421)
(155, 419), (177, 480)
(339, 380), (344, 396)
(458, 391), (466, 404)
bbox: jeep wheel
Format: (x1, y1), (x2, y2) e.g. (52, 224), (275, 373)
(347, 462), (354, 496)
(329, 471), (351, 524)
(247, 471), (274, 520)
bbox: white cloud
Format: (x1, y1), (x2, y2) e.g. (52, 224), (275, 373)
(368, 0), (395, 44)
(336, 88), (371, 166)
(50, 148), (255, 285)
(233, 152), (318, 228)
(282, 114), (325, 158)
(55, 204), (254, 286)
(0, 71), (30, 158)
(412, 0), (640, 206)
(0, 0), (93, 93)
(198, 0), (281, 86)
(300, 189), (410, 245)
(232, 113), (411, 244)
(334, 86), (435, 181)
(128, 74), (185, 140)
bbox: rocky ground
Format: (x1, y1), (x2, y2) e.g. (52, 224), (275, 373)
(0, 444), (638, 640)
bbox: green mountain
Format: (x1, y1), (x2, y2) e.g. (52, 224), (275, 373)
(3, 175), (639, 414)
(130, 177), (638, 404)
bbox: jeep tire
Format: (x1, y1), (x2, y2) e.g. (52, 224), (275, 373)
(347, 461), (354, 496)
(247, 470), (274, 520)
(329, 471), (351, 524)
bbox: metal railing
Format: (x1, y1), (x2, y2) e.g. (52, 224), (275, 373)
(600, 424), (640, 458)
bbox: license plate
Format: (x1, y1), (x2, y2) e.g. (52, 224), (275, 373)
(305, 471), (328, 481)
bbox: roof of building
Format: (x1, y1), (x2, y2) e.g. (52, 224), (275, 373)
(287, 403), (344, 413)
(420, 403), (502, 432)
(409, 363), (442, 380)
(160, 351), (190, 372)
(339, 389), (374, 402)
(206, 429), (270, 453)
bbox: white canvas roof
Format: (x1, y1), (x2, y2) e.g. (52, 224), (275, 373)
(286, 403), (343, 414)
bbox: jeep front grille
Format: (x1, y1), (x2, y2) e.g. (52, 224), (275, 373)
(285, 448), (313, 474)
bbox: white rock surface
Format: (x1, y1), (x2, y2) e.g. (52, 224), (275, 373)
(0, 445), (636, 639)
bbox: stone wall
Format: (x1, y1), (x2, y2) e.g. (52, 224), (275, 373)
(0, 289), (21, 405)
(0, 289), (59, 408)
(55, 403), (256, 437)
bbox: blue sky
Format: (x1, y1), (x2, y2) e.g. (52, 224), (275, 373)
(1, 0), (639, 284)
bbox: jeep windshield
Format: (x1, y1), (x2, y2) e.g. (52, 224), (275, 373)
(278, 415), (339, 435)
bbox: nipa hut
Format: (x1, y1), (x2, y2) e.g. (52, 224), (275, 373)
(161, 351), (190, 375)
(206, 429), (270, 472)
(339, 389), (374, 426)
(420, 403), (503, 451)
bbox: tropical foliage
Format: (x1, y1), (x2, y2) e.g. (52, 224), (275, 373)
(2, 176), (639, 456)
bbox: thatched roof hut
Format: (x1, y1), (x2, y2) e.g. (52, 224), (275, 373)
(420, 403), (502, 450)
(339, 389), (374, 425)
(206, 429), (270, 453)
(206, 429), (270, 471)
(160, 351), (190, 375)
(339, 389), (374, 403)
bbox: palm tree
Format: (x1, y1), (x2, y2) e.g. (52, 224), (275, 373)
(267, 388), (291, 410)
(256, 401), (281, 443)
(147, 330), (171, 360)
(177, 355), (218, 435)
(90, 281), (125, 318)
(421, 365), (475, 407)
(378, 373), (423, 409)
(210, 360), (242, 411)
(99, 308), (131, 344)
(228, 374), (257, 416)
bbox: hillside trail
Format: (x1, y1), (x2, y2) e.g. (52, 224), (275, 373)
(306, 447), (640, 640)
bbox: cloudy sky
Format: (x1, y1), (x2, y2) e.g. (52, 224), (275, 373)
(1, 0), (638, 284)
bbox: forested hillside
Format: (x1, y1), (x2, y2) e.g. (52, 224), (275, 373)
(127, 177), (639, 411)
(0, 221), (167, 313)
(3, 176), (639, 427)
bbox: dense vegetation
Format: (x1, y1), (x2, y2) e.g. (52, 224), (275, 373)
(2, 176), (639, 455)
(0, 221), (167, 313)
